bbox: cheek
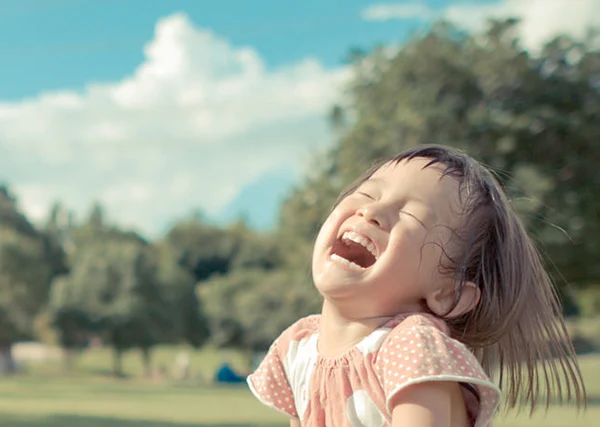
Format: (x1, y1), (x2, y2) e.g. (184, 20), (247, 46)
(312, 213), (342, 280)
(383, 228), (426, 277)
(418, 231), (449, 277)
(313, 210), (342, 255)
(319, 205), (350, 236)
(391, 225), (427, 253)
(390, 228), (439, 271)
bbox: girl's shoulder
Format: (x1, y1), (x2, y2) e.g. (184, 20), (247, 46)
(382, 312), (449, 333)
(377, 312), (484, 377)
(271, 314), (321, 353)
(284, 314), (321, 338)
(376, 313), (501, 426)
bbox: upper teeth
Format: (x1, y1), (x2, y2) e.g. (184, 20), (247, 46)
(342, 231), (377, 258)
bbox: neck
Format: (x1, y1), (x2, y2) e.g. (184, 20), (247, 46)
(317, 299), (394, 357)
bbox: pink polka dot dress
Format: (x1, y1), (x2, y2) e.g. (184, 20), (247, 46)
(247, 313), (500, 427)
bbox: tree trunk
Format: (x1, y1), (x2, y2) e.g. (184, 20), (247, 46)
(63, 348), (76, 373)
(0, 344), (16, 376)
(112, 348), (123, 377)
(141, 347), (152, 378)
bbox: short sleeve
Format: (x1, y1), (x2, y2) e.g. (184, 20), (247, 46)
(376, 315), (501, 427)
(247, 340), (299, 419)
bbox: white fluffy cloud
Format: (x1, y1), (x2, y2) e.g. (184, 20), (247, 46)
(0, 13), (349, 235)
(362, 0), (600, 50)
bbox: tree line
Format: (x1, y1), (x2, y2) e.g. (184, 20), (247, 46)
(1, 19), (598, 376)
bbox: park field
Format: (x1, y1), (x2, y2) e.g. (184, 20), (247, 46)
(0, 346), (598, 427)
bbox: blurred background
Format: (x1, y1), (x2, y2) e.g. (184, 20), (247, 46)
(0, 0), (599, 426)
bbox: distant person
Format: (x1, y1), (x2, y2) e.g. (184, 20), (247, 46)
(174, 351), (190, 380)
(246, 145), (586, 426)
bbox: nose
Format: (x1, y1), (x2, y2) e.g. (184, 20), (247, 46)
(357, 203), (389, 230)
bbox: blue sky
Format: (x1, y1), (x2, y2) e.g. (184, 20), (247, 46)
(0, 0), (597, 236)
(2, 0), (423, 99)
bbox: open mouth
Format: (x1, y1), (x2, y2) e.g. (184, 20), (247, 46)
(330, 231), (378, 270)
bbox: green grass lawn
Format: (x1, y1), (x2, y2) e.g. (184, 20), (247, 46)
(0, 378), (286, 426)
(2, 346), (599, 426)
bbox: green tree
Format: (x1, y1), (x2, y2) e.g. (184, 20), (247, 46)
(49, 233), (169, 377)
(164, 216), (282, 282)
(0, 186), (67, 374)
(164, 217), (239, 282)
(47, 205), (173, 377)
(163, 216), (286, 351)
(201, 268), (321, 351)
(49, 204), (213, 376)
(156, 247), (209, 349)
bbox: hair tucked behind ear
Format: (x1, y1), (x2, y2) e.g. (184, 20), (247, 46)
(338, 144), (587, 413)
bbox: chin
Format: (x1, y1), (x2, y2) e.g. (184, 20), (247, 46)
(313, 259), (370, 295)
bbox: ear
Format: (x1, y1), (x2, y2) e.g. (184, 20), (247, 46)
(426, 281), (480, 318)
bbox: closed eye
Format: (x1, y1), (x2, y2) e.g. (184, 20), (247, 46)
(356, 191), (375, 200)
(400, 210), (427, 228)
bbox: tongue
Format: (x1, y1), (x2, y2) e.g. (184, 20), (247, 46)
(335, 240), (376, 268)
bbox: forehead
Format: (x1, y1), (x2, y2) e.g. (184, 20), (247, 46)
(367, 158), (462, 223)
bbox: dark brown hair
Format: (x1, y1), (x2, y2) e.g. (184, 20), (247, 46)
(336, 144), (586, 413)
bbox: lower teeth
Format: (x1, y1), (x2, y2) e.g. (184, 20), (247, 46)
(331, 254), (364, 270)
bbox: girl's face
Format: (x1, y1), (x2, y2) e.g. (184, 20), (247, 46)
(312, 158), (463, 317)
